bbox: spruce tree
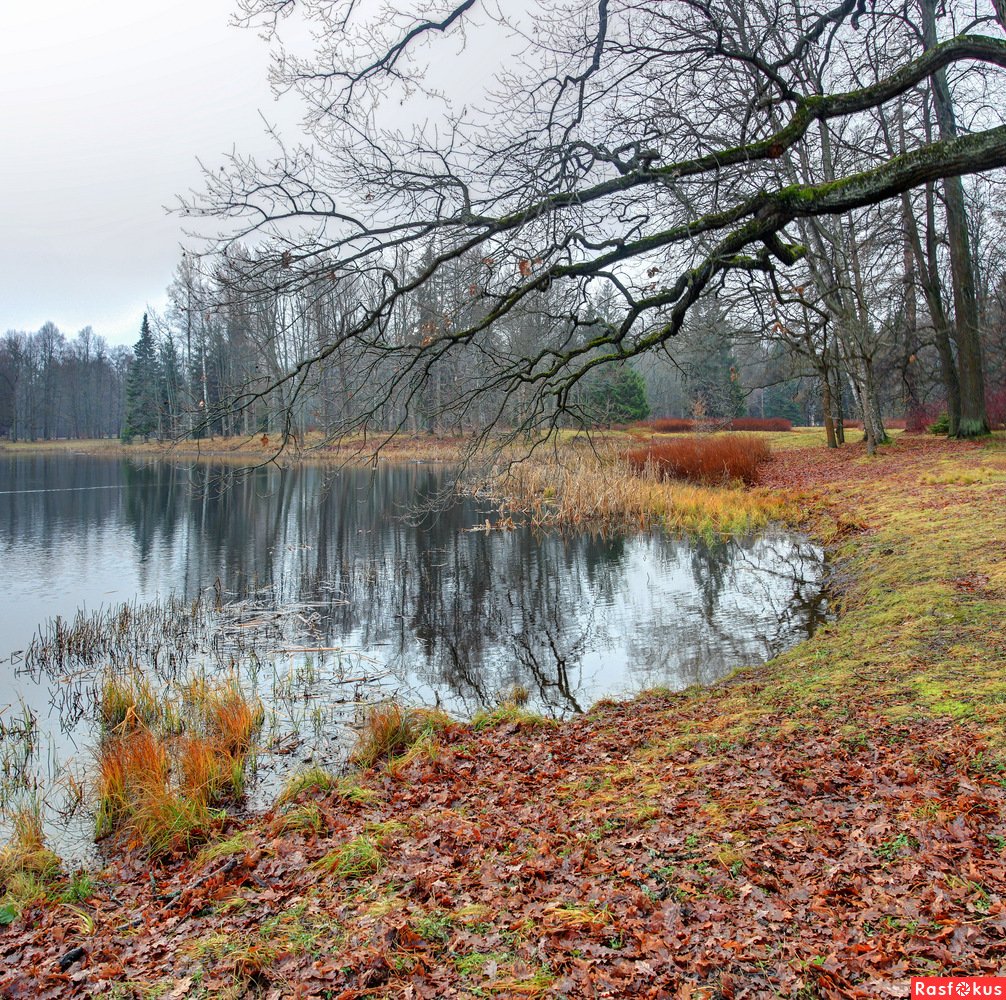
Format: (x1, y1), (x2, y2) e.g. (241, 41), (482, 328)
(122, 314), (162, 441)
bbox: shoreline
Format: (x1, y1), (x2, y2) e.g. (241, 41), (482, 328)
(3, 431), (1006, 996)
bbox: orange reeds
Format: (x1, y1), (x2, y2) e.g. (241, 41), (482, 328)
(204, 679), (264, 758)
(350, 702), (451, 769)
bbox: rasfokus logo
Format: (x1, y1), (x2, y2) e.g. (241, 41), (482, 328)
(912, 979), (1006, 997)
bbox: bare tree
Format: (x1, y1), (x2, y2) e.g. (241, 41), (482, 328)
(179, 0), (1006, 449)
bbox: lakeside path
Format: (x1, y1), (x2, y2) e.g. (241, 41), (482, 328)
(3, 432), (1006, 998)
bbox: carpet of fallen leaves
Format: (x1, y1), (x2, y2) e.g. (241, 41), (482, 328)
(3, 433), (1006, 999)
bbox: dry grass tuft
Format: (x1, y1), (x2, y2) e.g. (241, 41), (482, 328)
(93, 676), (263, 855)
(203, 678), (265, 757)
(350, 703), (452, 769)
(99, 671), (162, 731)
(0, 807), (61, 890)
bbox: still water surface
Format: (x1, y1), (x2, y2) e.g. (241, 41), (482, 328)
(1, 454), (827, 851)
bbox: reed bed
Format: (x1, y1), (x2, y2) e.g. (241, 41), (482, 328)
(483, 442), (790, 537)
(22, 594), (214, 676)
(0, 704), (39, 813)
(20, 589), (339, 687)
(625, 434), (773, 487)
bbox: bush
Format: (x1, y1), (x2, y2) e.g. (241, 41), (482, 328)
(728, 417), (792, 432)
(906, 402), (944, 433)
(987, 386), (1006, 430)
(634, 418), (696, 433)
(928, 412), (951, 435)
(635, 417), (791, 434)
(625, 434), (772, 486)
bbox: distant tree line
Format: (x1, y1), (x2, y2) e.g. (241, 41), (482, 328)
(0, 323), (128, 441)
(7, 201), (1005, 444)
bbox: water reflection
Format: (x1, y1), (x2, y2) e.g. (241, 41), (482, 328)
(2, 455), (828, 719)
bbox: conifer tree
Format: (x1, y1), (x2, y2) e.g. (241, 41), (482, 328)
(122, 314), (162, 441)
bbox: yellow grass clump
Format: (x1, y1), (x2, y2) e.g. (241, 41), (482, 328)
(350, 703), (452, 769)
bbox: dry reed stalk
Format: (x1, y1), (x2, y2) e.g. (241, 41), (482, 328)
(483, 442), (787, 535)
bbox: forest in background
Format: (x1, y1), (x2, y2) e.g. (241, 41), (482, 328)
(4, 0), (1006, 448)
(3, 237), (1005, 445)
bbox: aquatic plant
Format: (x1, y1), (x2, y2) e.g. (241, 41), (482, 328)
(98, 671), (162, 731)
(203, 677), (266, 757)
(93, 675), (263, 855)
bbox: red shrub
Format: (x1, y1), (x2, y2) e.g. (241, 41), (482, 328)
(634, 418), (696, 433)
(906, 402), (945, 433)
(636, 417), (793, 434)
(905, 390), (1006, 433)
(987, 386), (1006, 430)
(727, 417), (792, 432)
(625, 434), (772, 486)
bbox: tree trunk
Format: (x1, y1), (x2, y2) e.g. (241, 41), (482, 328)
(821, 368), (837, 448)
(920, 0), (989, 437)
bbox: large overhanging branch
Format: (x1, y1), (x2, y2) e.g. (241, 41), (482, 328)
(184, 6), (1006, 454)
(190, 33), (1006, 259)
(207, 118), (1006, 444)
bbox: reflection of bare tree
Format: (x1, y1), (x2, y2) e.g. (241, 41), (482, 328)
(507, 586), (589, 717)
(626, 531), (829, 693)
(730, 534), (831, 650)
(4, 459), (830, 719)
(689, 537), (734, 620)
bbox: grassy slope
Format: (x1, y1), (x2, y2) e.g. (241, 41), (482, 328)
(3, 432), (1006, 998)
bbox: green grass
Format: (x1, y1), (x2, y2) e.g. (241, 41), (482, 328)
(314, 836), (382, 879)
(470, 705), (558, 732)
(196, 831), (255, 867)
(276, 766), (341, 806)
(272, 802), (325, 835)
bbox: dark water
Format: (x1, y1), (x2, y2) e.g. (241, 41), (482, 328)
(0, 453), (827, 854)
(2, 454), (827, 708)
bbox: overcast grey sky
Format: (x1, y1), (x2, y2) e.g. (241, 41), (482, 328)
(1, 1), (287, 347)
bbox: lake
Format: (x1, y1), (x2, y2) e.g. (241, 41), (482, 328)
(0, 453), (828, 855)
